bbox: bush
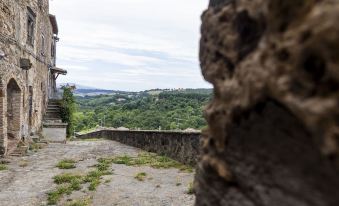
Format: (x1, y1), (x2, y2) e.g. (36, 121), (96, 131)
(60, 86), (76, 137)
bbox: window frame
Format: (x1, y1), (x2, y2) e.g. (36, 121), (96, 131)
(26, 7), (36, 47)
(41, 34), (45, 56)
(51, 41), (55, 58)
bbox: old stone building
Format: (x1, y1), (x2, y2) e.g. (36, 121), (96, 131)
(0, 0), (66, 155)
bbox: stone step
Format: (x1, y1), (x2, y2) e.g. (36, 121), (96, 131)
(46, 112), (61, 116)
(45, 112), (60, 116)
(8, 146), (28, 157)
(47, 109), (60, 112)
(45, 116), (61, 119)
(49, 101), (60, 104)
(37, 140), (49, 144)
(47, 105), (61, 108)
(46, 111), (61, 114)
(49, 100), (61, 103)
(46, 110), (61, 114)
(44, 117), (62, 120)
(47, 106), (61, 109)
(45, 115), (61, 119)
(7, 139), (20, 155)
(46, 108), (61, 111)
(44, 120), (63, 124)
(47, 103), (61, 107)
(46, 115), (60, 118)
(44, 119), (63, 123)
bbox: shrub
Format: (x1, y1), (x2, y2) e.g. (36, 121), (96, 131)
(60, 86), (76, 137)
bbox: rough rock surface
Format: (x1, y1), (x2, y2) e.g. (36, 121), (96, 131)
(196, 0), (339, 205)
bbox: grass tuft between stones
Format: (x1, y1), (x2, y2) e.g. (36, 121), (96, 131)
(135, 172), (147, 181)
(53, 173), (82, 185)
(187, 182), (194, 195)
(56, 159), (77, 169)
(66, 197), (92, 206)
(0, 164), (8, 171)
(48, 153), (193, 204)
(107, 152), (194, 172)
(47, 185), (74, 205)
(48, 159), (113, 205)
(29, 143), (43, 152)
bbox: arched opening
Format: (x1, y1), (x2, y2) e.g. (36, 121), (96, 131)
(6, 79), (21, 142)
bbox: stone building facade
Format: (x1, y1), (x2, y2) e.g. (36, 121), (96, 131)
(0, 0), (65, 155)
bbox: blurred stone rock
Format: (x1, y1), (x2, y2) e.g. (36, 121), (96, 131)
(196, 0), (339, 205)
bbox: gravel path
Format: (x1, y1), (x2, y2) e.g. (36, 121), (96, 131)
(0, 140), (195, 206)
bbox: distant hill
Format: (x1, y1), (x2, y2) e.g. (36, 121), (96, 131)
(58, 83), (213, 97)
(74, 89), (115, 96)
(57, 83), (100, 90)
(57, 83), (115, 96)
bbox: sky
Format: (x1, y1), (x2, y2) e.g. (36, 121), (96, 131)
(49, 0), (211, 91)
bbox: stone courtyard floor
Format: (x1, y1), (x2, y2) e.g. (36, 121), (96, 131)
(0, 140), (195, 206)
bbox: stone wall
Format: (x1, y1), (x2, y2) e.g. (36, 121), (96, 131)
(78, 130), (201, 166)
(196, 0), (339, 205)
(0, 0), (57, 154)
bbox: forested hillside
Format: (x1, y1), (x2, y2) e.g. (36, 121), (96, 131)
(74, 89), (212, 132)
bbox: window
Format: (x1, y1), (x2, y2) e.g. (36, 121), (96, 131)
(41, 34), (45, 55)
(51, 41), (55, 57)
(27, 7), (36, 46)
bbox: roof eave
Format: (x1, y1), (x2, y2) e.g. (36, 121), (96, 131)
(51, 67), (67, 75)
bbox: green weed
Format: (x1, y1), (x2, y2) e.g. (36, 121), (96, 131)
(53, 173), (82, 184)
(187, 182), (194, 195)
(135, 172), (147, 181)
(110, 152), (194, 172)
(47, 185), (72, 205)
(66, 198), (91, 206)
(0, 164), (8, 171)
(56, 159), (77, 169)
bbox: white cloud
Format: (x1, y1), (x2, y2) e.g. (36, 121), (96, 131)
(59, 65), (90, 71)
(50, 0), (211, 90)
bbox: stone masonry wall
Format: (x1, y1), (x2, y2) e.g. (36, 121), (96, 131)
(196, 0), (339, 205)
(0, 0), (55, 154)
(78, 130), (201, 166)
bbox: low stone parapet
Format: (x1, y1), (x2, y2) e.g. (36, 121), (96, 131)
(77, 129), (201, 166)
(42, 122), (68, 143)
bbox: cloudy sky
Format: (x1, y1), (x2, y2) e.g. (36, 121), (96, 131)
(49, 0), (210, 91)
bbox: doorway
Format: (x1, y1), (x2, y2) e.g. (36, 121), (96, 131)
(6, 78), (21, 140)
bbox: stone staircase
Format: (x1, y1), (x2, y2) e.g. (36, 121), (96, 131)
(5, 99), (65, 157)
(43, 99), (68, 143)
(7, 138), (29, 157)
(44, 99), (63, 122)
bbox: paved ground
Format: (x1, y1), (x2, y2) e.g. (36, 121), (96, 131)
(0, 140), (195, 206)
